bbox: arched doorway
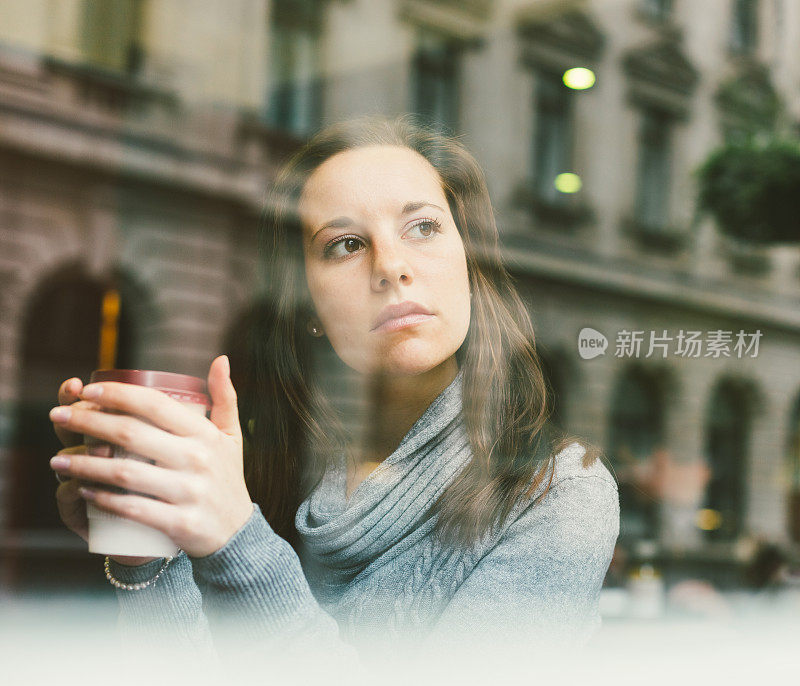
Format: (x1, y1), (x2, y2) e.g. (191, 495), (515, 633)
(702, 377), (753, 542)
(4, 262), (147, 590)
(607, 365), (667, 543)
(785, 391), (800, 543)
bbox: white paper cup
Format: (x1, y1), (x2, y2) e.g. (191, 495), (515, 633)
(84, 369), (210, 558)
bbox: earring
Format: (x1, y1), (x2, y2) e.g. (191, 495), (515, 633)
(307, 319), (323, 337)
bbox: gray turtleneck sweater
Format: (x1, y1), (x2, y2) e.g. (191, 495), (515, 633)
(108, 369), (619, 673)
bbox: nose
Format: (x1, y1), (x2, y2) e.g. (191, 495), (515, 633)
(370, 236), (413, 291)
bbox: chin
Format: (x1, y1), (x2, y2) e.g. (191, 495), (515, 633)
(350, 343), (452, 378)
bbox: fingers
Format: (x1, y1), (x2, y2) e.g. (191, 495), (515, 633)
(51, 454), (193, 504)
(81, 381), (209, 436)
(56, 476), (85, 505)
(55, 478), (90, 542)
(49, 405), (195, 470)
(77, 487), (179, 542)
(76, 382), (210, 439)
(208, 355), (242, 439)
(58, 377), (83, 406)
(55, 445), (96, 481)
(54, 378), (86, 448)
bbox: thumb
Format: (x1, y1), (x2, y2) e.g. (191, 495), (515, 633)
(208, 355), (242, 440)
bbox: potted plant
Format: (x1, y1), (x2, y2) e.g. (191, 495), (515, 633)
(695, 136), (800, 245)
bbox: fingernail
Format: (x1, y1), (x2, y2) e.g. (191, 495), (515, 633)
(78, 487), (96, 499)
(50, 406), (72, 422)
(50, 456), (71, 469)
(81, 384), (102, 399)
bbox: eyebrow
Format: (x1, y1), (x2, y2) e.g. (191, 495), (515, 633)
(310, 201), (445, 243)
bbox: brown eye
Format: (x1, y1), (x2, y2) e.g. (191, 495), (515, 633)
(323, 234), (365, 259)
(408, 218), (442, 239)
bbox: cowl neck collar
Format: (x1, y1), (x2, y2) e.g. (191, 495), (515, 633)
(295, 367), (469, 574)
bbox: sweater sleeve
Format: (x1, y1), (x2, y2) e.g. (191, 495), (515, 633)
(423, 474), (620, 660)
(187, 502), (368, 676)
(108, 550), (219, 667)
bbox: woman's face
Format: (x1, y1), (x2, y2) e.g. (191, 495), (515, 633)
(299, 144), (471, 377)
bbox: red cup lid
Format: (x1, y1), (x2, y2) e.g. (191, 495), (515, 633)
(90, 369), (210, 408)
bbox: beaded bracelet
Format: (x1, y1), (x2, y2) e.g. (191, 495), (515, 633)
(103, 552), (180, 591)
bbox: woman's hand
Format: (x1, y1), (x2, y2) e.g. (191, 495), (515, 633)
(48, 355), (254, 559)
(53, 379), (159, 566)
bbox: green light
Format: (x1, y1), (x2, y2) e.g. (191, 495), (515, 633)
(554, 173), (582, 194)
(563, 67), (596, 90)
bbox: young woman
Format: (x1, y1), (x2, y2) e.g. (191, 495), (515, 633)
(50, 114), (619, 672)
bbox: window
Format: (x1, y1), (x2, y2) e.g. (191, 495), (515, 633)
(634, 108), (673, 232)
(411, 28), (462, 136)
(532, 71), (574, 206)
(515, 9), (603, 225)
(715, 62), (779, 143)
(641, 0), (673, 22)
(265, 0), (323, 137)
(703, 380), (750, 541)
(80, 0), (146, 74)
(730, 0), (759, 53)
(621, 40), (696, 244)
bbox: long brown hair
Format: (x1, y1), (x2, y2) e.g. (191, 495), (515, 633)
(237, 113), (601, 551)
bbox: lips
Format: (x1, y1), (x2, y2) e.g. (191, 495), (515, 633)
(371, 301), (434, 331)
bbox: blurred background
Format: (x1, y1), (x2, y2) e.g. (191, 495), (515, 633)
(1, 0), (799, 645)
